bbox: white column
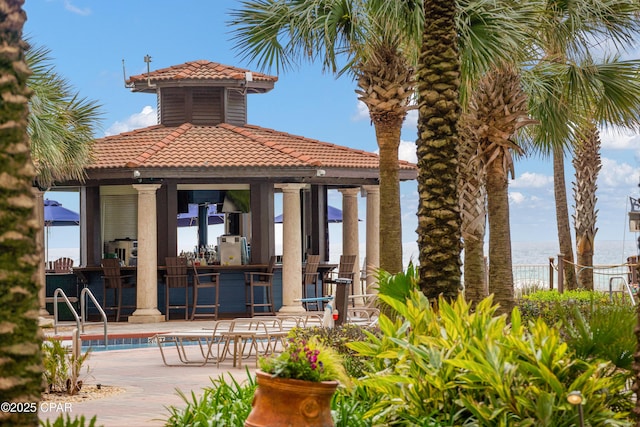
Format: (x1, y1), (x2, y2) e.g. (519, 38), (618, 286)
(362, 185), (380, 294)
(277, 183), (306, 313)
(129, 183), (164, 323)
(339, 187), (360, 294)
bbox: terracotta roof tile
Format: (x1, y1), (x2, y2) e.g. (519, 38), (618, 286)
(127, 60), (278, 84)
(89, 123), (416, 173)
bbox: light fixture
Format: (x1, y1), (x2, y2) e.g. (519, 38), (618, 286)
(567, 391), (584, 427)
(133, 170), (141, 179)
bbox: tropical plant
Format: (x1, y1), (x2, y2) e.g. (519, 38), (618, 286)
(165, 374), (257, 427)
(0, 2), (42, 426)
(42, 340), (92, 395)
(228, 0), (419, 274)
(259, 336), (348, 383)
(39, 415), (100, 427)
(349, 291), (633, 426)
(26, 43), (103, 189)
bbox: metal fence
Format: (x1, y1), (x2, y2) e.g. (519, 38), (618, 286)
(512, 259), (632, 293)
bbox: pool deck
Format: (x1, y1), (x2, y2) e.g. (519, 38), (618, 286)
(41, 319), (253, 427)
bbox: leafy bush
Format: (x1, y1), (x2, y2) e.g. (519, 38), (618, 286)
(517, 289), (636, 370)
(290, 324), (381, 378)
(40, 415), (100, 427)
(42, 339), (91, 395)
(164, 373), (257, 427)
(349, 291), (633, 426)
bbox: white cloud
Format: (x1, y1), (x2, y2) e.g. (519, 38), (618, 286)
(403, 109), (418, 133)
(600, 128), (640, 150)
(509, 192), (526, 204)
(510, 172), (553, 189)
(352, 101), (369, 122)
(599, 157), (639, 188)
(398, 140), (417, 163)
(63, 0), (91, 15)
(105, 106), (157, 136)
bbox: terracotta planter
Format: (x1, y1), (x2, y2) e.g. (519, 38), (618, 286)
(245, 370), (339, 427)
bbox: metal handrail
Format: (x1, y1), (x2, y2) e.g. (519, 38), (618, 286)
(80, 288), (108, 348)
(53, 289), (81, 336)
(608, 276), (636, 306)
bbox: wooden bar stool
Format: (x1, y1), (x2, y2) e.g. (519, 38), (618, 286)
(244, 256), (276, 316)
(164, 256), (190, 321)
(190, 264), (220, 320)
(302, 254), (321, 310)
(101, 258), (135, 322)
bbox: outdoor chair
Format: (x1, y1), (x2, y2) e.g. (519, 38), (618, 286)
(164, 256), (190, 321)
(101, 258), (135, 322)
(190, 264), (219, 320)
(52, 257), (74, 273)
(325, 254), (357, 307)
(301, 254), (321, 310)
(244, 256), (276, 316)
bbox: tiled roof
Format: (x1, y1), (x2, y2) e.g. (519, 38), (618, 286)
(88, 123), (416, 172)
(126, 60), (278, 84)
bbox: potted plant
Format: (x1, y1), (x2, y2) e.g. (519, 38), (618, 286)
(245, 336), (349, 427)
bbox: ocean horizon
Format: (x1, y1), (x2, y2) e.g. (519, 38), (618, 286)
(48, 238), (639, 270)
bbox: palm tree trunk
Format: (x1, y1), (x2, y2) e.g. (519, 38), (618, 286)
(376, 122), (403, 274)
(463, 236), (487, 304)
(0, 1), (42, 426)
(553, 146), (578, 290)
(486, 156), (514, 316)
(416, 0), (462, 301)
(573, 124), (600, 291)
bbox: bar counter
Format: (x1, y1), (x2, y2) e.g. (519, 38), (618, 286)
(69, 263), (280, 320)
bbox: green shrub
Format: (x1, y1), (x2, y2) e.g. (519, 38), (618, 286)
(164, 373), (257, 427)
(349, 291), (633, 426)
(42, 339), (91, 395)
(40, 415), (100, 427)
(290, 324), (381, 378)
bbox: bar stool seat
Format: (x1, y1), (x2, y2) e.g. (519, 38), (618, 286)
(244, 256), (276, 316)
(191, 264), (220, 320)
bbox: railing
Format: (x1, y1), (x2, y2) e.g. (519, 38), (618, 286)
(52, 287), (108, 350)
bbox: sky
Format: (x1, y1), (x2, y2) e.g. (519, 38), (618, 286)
(25, 0), (640, 264)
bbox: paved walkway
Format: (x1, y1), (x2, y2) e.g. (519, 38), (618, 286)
(40, 320), (253, 427)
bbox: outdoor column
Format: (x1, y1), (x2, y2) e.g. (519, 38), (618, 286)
(129, 183), (164, 323)
(35, 190), (52, 323)
(362, 185), (380, 293)
(339, 187), (360, 294)
(278, 183), (306, 313)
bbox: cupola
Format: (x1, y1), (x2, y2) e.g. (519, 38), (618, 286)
(126, 59), (278, 127)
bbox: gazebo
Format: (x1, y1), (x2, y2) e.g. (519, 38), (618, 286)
(50, 59), (416, 322)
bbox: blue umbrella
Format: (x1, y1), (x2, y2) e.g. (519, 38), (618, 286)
(177, 204), (224, 227)
(44, 199), (80, 226)
(274, 205), (353, 223)
(44, 199), (79, 264)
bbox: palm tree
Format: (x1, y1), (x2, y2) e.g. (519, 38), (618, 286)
(0, 1), (41, 426)
(27, 43), (102, 189)
(228, 0), (419, 274)
(523, 1), (640, 291)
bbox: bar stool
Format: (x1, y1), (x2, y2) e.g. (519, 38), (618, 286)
(164, 256), (190, 321)
(190, 264), (220, 320)
(302, 254), (321, 310)
(244, 256), (276, 316)
(101, 258), (135, 322)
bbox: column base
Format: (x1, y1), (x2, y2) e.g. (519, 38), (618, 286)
(128, 309), (165, 324)
(277, 305), (306, 314)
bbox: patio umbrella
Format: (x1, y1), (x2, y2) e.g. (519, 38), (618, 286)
(44, 199), (80, 263)
(177, 204), (224, 227)
(274, 205), (353, 223)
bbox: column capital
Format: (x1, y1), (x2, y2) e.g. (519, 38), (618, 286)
(361, 185), (380, 195)
(275, 183), (309, 193)
(132, 183), (162, 193)
(338, 187), (360, 197)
